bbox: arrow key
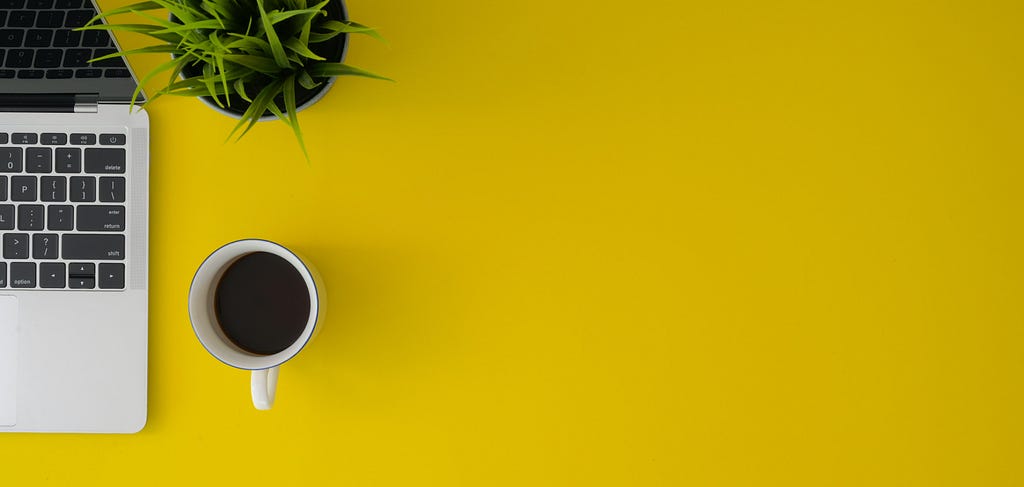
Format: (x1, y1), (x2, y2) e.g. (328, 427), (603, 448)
(98, 263), (124, 289)
(40, 262), (65, 288)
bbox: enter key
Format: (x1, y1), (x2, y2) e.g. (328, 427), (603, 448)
(76, 205), (125, 232)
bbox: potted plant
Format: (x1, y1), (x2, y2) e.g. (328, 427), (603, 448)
(82, 0), (388, 159)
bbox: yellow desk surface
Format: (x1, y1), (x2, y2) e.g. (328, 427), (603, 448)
(3, 0), (1023, 484)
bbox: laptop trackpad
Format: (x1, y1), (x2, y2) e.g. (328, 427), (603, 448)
(0, 296), (17, 426)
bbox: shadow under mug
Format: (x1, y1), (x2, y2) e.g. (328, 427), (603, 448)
(188, 239), (324, 410)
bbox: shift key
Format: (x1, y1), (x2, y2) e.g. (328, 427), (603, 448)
(84, 148), (126, 173)
(62, 234), (125, 260)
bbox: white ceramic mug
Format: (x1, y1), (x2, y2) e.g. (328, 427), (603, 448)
(188, 239), (324, 410)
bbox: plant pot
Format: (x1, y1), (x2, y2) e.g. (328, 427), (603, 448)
(177, 0), (350, 121)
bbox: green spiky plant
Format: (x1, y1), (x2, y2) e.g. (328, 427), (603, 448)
(82, 0), (389, 159)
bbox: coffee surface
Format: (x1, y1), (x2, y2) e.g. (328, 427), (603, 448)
(214, 252), (311, 355)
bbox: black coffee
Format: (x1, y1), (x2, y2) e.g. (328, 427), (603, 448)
(214, 252), (311, 355)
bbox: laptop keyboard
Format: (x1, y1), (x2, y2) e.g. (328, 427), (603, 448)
(0, 0), (130, 79)
(0, 130), (128, 290)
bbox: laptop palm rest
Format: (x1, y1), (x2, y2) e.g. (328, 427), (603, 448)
(0, 296), (17, 426)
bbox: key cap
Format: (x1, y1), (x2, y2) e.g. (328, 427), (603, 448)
(40, 176), (66, 202)
(12, 133), (37, 144)
(32, 233), (58, 259)
(56, 147), (81, 172)
(33, 49), (62, 68)
(46, 69), (73, 79)
(10, 262), (35, 288)
(75, 68), (102, 78)
(27, 0), (54, 8)
(82, 30), (109, 47)
(25, 29), (53, 47)
(35, 10), (64, 28)
(10, 176), (36, 201)
(41, 133), (67, 145)
(0, 176), (6, 200)
(69, 176), (95, 201)
(69, 133), (95, 145)
(61, 234), (125, 260)
(0, 0), (26, 8)
(26, 147), (52, 173)
(68, 262), (93, 277)
(63, 10), (92, 28)
(98, 263), (124, 289)
(0, 148), (22, 172)
(104, 68), (130, 78)
(5, 49), (33, 68)
(46, 204), (73, 230)
(16, 69), (44, 79)
(17, 204), (44, 230)
(39, 262), (65, 288)
(100, 134), (126, 145)
(8, 11), (36, 28)
(0, 70), (14, 79)
(0, 30), (25, 48)
(0, 205), (13, 230)
(62, 48), (91, 67)
(3, 233), (28, 259)
(84, 148), (125, 173)
(55, 0), (81, 8)
(77, 205), (125, 231)
(69, 276), (94, 289)
(52, 29), (80, 47)
(0, 263), (6, 288)
(99, 176), (125, 202)
(0, 134), (7, 144)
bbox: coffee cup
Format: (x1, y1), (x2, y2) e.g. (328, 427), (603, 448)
(188, 239), (324, 410)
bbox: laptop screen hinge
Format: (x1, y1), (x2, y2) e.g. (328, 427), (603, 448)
(0, 93), (99, 113)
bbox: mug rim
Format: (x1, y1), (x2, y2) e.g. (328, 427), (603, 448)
(188, 239), (320, 371)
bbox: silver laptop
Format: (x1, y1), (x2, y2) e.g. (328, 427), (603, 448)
(0, 0), (149, 433)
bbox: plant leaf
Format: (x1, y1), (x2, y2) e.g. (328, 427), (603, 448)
(256, 0), (291, 69)
(307, 62), (393, 81)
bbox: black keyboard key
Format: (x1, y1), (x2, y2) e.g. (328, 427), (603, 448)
(39, 262), (65, 288)
(46, 204), (73, 230)
(69, 175), (94, 201)
(82, 30), (108, 47)
(0, 205), (13, 230)
(5, 49), (33, 68)
(17, 204), (44, 230)
(0, 134), (6, 144)
(56, 147), (81, 172)
(63, 9), (92, 28)
(10, 262), (35, 287)
(99, 134), (126, 146)
(33, 49), (62, 68)
(98, 176), (125, 202)
(0, 70), (14, 78)
(52, 29), (80, 47)
(46, 68), (74, 78)
(62, 234), (125, 260)
(32, 233), (58, 259)
(69, 276), (94, 289)
(62, 48), (90, 67)
(41, 133), (66, 145)
(26, 147), (52, 173)
(0, 148), (22, 172)
(91, 48), (125, 67)
(77, 205), (124, 231)
(12, 133), (36, 144)
(0, 176), (5, 200)
(16, 69), (44, 78)
(27, 0), (54, 8)
(98, 263), (124, 289)
(0, 0), (26, 8)
(55, 0), (81, 7)
(0, 263), (5, 288)
(69, 262), (93, 276)
(10, 176), (36, 201)
(25, 29), (53, 47)
(84, 148), (125, 173)
(0, 30), (25, 47)
(3, 233), (28, 259)
(8, 11), (36, 28)
(104, 68), (130, 78)
(0, 12), (5, 26)
(75, 68), (102, 78)
(35, 10), (63, 28)
(69, 133), (95, 145)
(40, 176), (66, 201)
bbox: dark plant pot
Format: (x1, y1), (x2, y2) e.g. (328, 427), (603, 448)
(177, 0), (349, 121)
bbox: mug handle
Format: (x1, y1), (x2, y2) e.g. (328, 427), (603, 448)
(251, 367), (279, 410)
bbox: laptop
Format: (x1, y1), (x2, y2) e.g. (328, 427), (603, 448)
(0, 0), (149, 433)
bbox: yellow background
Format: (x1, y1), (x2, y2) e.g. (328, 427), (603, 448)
(3, 0), (1023, 484)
